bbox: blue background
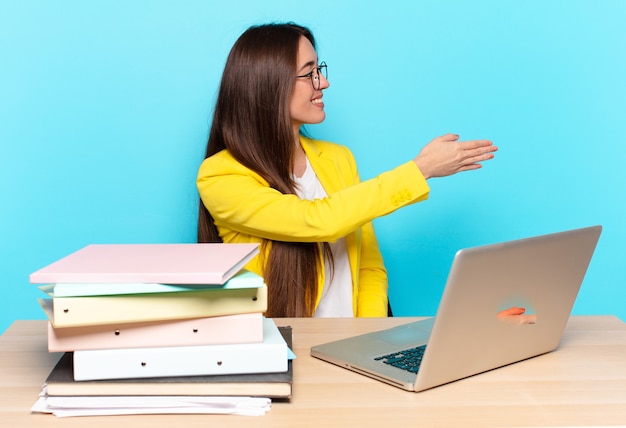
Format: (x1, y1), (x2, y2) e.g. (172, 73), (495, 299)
(1, 0), (624, 333)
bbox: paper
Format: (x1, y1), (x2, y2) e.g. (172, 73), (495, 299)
(32, 389), (271, 417)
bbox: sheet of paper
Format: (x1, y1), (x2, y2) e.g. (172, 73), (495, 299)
(32, 392), (271, 417)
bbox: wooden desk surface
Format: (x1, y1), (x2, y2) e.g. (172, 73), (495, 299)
(1, 316), (626, 427)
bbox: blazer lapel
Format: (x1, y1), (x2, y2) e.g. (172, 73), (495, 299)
(300, 137), (342, 194)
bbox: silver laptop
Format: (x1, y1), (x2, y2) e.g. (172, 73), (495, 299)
(311, 225), (602, 392)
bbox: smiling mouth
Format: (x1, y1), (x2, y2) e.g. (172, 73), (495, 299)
(312, 98), (323, 104)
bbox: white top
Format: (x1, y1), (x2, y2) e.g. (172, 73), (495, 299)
(293, 157), (353, 317)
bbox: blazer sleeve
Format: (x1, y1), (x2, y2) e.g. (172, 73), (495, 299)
(196, 149), (430, 244)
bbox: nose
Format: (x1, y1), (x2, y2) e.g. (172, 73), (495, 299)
(319, 73), (330, 90)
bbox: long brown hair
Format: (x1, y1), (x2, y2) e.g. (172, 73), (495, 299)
(198, 23), (326, 317)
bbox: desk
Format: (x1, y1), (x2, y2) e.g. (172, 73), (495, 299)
(1, 316), (626, 427)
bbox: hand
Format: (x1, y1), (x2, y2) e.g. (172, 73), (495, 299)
(413, 134), (498, 179)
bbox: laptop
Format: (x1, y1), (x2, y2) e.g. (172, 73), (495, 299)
(311, 225), (602, 392)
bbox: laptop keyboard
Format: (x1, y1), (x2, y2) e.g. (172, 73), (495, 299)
(374, 344), (427, 374)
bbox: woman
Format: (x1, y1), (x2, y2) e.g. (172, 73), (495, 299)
(197, 23), (497, 318)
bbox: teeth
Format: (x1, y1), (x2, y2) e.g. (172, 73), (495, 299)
(312, 99), (322, 104)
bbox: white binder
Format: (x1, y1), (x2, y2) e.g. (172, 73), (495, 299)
(72, 318), (288, 381)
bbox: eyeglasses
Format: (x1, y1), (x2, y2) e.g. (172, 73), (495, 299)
(296, 62), (328, 90)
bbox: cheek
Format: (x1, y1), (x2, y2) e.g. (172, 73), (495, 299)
(289, 93), (311, 118)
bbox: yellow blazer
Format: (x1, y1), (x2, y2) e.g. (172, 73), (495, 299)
(196, 136), (430, 317)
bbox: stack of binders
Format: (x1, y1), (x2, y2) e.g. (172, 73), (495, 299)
(29, 243), (293, 403)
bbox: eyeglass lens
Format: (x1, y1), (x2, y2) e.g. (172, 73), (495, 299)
(312, 62), (327, 90)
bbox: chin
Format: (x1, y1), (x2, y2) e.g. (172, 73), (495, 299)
(309, 113), (326, 124)
(293, 112), (326, 127)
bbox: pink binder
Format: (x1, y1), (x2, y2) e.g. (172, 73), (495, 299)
(47, 313), (264, 352)
(30, 243), (259, 285)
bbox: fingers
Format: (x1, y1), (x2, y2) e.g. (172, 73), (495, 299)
(459, 141), (498, 157)
(413, 134), (496, 179)
(434, 133), (460, 143)
(436, 134), (492, 148)
(465, 148), (497, 167)
(440, 135), (498, 160)
(459, 138), (495, 148)
(459, 139), (498, 167)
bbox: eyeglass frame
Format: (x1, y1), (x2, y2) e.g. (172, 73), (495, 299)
(296, 62), (328, 90)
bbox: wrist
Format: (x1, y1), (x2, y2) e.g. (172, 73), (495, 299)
(412, 158), (431, 180)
